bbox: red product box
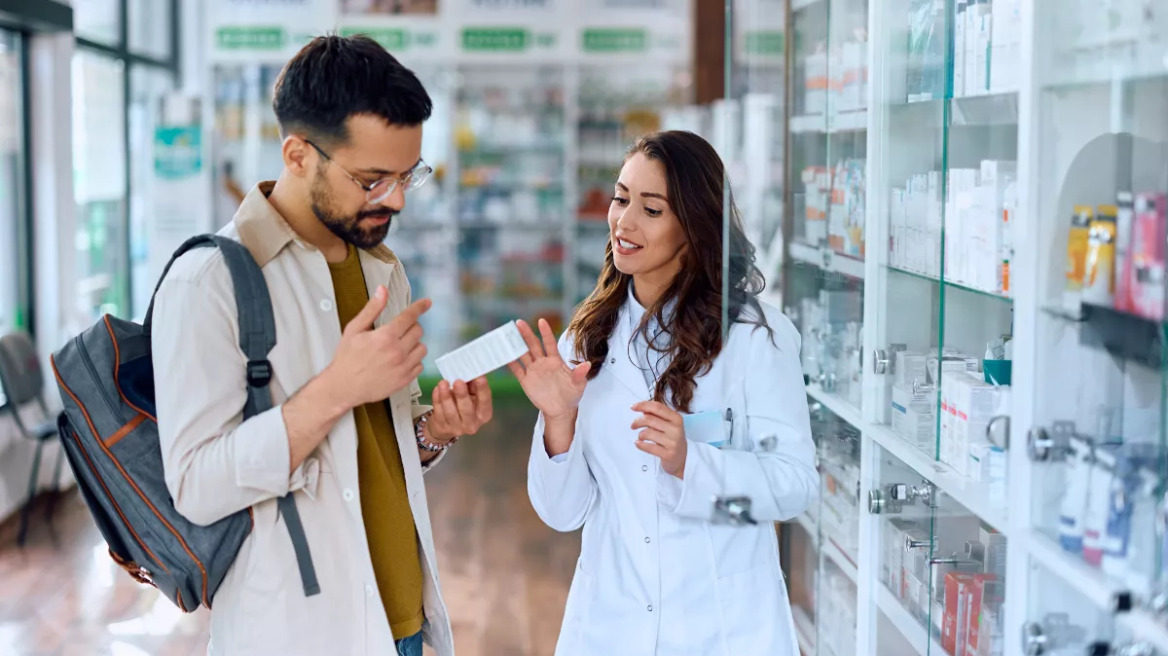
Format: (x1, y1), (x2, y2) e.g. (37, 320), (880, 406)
(942, 572), (977, 656)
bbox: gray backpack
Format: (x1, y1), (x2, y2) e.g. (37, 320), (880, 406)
(50, 234), (319, 612)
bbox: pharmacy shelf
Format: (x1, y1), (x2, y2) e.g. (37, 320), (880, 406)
(795, 513), (820, 547)
(888, 265), (1011, 303)
(792, 0), (825, 10)
(824, 535), (859, 584)
(828, 109), (869, 133)
(791, 114), (827, 134)
(793, 606), (817, 656)
(791, 241), (866, 280)
(866, 423), (1009, 535)
(1028, 531), (1168, 654)
(806, 384), (865, 432)
(877, 586), (947, 656)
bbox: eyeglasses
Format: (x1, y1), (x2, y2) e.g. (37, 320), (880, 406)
(305, 139), (433, 204)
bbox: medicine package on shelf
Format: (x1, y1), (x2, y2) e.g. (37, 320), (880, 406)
(435, 321), (530, 383)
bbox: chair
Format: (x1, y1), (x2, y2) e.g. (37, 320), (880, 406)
(0, 331), (64, 546)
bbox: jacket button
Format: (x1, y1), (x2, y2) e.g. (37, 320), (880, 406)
(641, 465), (648, 472)
(610, 358), (616, 364)
(647, 604), (653, 612)
(644, 537), (651, 544)
(320, 299), (334, 312)
(342, 489), (355, 502)
(366, 585), (375, 598)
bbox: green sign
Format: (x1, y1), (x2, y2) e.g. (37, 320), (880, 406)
(341, 27), (407, 50)
(744, 31), (784, 55)
(154, 126), (203, 179)
(582, 28), (647, 53)
(216, 26), (285, 50)
(462, 28), (529, 52)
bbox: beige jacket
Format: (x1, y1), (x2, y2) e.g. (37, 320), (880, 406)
(152, 182), (453, 656)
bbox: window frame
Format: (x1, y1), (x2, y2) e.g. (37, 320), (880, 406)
(73, 0), (181, 321)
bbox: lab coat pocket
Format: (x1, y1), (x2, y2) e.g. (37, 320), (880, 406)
(716, 562), (787, 656)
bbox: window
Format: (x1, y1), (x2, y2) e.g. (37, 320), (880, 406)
(72, 0), (179, 321)
(0, 30), (26, 335)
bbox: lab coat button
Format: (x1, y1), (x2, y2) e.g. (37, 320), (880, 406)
(644, 537), (651, 544)
(647, 604), (653, 612)
(342, 488), (355, 502)
(610, 358), (616, 364)
(320, 299), (334, 312)
(365, 585), (375, 598)
(641, 465), (648, 472)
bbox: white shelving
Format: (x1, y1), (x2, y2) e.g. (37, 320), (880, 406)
(791, 242), (866, 280)
(824, 536), (859, 584)
(806, 384), (864, 431)
(865, 424), (1009, 535)
(877, 587), (946, 656)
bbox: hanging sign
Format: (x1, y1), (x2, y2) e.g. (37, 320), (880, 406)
(208, 0), (335, 61)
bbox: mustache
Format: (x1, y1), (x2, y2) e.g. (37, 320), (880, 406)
(358, 209), (398, 221)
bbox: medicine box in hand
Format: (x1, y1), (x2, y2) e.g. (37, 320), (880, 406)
(435, 321), (530, 383)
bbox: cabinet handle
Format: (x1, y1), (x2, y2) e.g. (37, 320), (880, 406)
(872, 348), (889, 374)
(1020, 613), (1086, 656)
(1027, 421), (1076, 462)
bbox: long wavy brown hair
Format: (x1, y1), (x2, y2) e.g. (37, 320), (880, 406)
(567, 130), (772, 413)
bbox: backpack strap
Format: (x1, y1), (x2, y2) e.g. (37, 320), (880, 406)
(145, 233), (321, 598)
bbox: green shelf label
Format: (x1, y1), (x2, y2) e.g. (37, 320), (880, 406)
(462, 28), (529, 52)
(582, 28), (647, 53)
(744, 30), (784, 55)
(341, 27), (408, 50)
(216, 26), (285, 51)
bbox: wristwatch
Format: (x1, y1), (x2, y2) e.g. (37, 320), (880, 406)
(415, 412), (458, 452)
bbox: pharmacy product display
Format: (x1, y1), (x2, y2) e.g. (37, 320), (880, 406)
(719, 1), (1168, 655)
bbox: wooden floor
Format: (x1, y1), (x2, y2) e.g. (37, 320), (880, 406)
(0, 401), (579, 656)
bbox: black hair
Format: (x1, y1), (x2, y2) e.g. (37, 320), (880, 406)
(272, 34), (433, 146)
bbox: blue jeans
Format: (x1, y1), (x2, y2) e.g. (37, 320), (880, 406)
(395, 631), (423, 656)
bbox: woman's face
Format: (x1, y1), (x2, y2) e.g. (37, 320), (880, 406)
(608, 152), (688, 286)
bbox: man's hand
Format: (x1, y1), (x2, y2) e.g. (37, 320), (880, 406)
(424, 377), (494, 444)
(329, 288), (431, 408)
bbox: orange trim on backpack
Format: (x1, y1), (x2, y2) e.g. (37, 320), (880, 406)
(104, 413), (147, 448)
(104, 316), (157, 422)
(94, 433), (211, 609)
(71, 430), (169, 577)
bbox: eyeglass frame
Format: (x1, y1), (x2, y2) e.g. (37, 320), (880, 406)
(303, 138), (433, 204)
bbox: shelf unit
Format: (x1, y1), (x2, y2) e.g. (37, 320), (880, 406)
(725, 0), (1168, 655)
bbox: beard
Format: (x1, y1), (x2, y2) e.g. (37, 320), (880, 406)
(309, 170), (397, 249)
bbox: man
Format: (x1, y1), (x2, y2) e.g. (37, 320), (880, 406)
(152, 35), (491, 656)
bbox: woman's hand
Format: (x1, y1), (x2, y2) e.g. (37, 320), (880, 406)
(507, 319), (592, 421)
(632, 401), (688, 479)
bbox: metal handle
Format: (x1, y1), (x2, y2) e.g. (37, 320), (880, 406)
(1029, 420), (1076, 462)
(868, 489), (885, 514)
(873, 348), (889, 374)
(986, 415), (1010, 449)
(913, 378), (935, 395)
(905, 537), (932, 551)
(1022, 621), (1049, 656)
(713, 496), (758, 526)
(1022, 613), (1086, 656)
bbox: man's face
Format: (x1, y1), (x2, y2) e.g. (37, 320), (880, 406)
(308, 114), (424, 249)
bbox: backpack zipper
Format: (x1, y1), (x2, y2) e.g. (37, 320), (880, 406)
(76, 335), (123, 422)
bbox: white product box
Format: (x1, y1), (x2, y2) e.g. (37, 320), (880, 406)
(893, 382), (935, 449)
(990, 0), (1021, 92)
(954, 0), (967, 97)
(975, 8), (992, 94)
(928, 171), (944, 277)
(891, 187), (907, 269)
(969, 442), (1007, 505)
(940, 371), (1002, 477)
(964, 0), (981, 94)
(895, 351), (930, 389)
(978, 161), (1017, 293)
(910, 174), (929, 272)
(436, 321), (530, 382)
(947, 169), (980, 285)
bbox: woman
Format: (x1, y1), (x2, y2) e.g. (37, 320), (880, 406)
(507, 130), (817, 655)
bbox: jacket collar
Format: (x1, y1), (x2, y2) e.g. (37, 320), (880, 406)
(233, 181), (399, 267)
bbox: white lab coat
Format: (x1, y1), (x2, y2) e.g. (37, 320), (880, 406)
(528, 298), (818, 656)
